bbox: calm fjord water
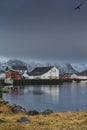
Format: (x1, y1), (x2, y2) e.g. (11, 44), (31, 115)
(3, 82), (87, 112)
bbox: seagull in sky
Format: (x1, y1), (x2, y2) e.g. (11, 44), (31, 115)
(74, 0), (87, 10)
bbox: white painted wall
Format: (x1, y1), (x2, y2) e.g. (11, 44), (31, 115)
(77, 76), (87, 79)
(22, 73), (29, 79)
(71, 74), (87, 79)
(41, 67), (59, 79)
(71, 74), (78, 79)
(4, 79), (13, 84)
(0, 73), (5, 79)
(29, 76), (41, 79)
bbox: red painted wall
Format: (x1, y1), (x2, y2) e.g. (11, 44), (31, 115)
(6, 70), (22, 80)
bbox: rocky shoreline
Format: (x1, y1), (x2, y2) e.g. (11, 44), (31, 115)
(0, 98), (87, 130)
(0, 98), (53, 115)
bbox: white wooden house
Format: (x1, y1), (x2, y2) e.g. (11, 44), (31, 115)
(71, 74), (87, 80)
(29, 66), (59, 79)
(0, 70), (5, 79)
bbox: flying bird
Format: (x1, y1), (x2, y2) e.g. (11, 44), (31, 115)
(74, 3), (84, 10)
(74, 0), (87, 10)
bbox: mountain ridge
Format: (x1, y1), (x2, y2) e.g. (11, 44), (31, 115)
(0, 56), (87, 74)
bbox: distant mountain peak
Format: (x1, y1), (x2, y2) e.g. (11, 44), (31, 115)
(0, 56), (10, 63)
(7, 59), (27, 66)
(0, 56), (87, 74)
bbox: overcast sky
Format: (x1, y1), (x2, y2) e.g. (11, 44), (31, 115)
(0, 0), (87, 63)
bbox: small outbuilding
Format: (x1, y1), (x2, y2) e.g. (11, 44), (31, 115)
(62, 73), (72, 79)
(5, 69), (22, 84)
(71, 74), (87, 80)
(71, 69), (87, 80)
(0, 70), (5, 79)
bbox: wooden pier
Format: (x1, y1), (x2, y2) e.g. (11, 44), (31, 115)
(0, 79), (87, 86)
(14, 79), (74, 85)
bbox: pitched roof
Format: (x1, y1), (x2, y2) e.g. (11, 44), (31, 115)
(29, 66), (53, 76)
(12, 66), (27, 70)
(77, 69), (87, 76)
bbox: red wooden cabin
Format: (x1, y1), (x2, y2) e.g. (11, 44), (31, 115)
(6, 69), (22, 80)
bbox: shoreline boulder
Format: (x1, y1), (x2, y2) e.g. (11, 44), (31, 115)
(17, 117), (29, 123)
(27, 110), (39, 116)
(11, 104), (26, 113)
(41, 109), (53, 115)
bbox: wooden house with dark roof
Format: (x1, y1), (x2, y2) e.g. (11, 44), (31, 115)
(29, 66), (59, 79)
(5, 69), (22, 84)
(4, 65), (28, 84)
(71, 69), (87, 80)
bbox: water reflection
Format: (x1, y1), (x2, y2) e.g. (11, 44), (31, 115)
(9, 85), (59, 97)
(41, 85), (59, 96)
(3, 85), (60, 111)
(2, 83), (87, 112)
(10, 86), (24, 96)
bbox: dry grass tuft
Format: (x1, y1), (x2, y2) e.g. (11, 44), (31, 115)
(0, 102), (87, 130)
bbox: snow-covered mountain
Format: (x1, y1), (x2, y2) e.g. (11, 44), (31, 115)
(6, 59), (27, 66)
(0, 56), (87, 74)
(55, 63), (78, 75)
(0, 56), (9, 63)
(0, 56), (10, 70)
(0, 58), (78, 75)
(71, 63), (87, 72)
(0, 59), (28, 71)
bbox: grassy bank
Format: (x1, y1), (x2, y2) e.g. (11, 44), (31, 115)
(0, 100), (87, 130)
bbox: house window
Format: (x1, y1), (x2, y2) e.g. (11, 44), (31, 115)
(52, 69), (56, 72)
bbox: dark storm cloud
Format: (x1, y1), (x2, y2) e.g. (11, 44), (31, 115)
(0, 0), (87, 62)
